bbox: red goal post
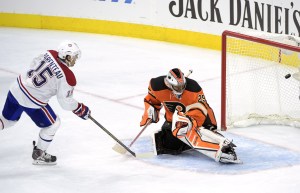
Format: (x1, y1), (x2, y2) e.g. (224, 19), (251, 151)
(221, 30), (300, 131)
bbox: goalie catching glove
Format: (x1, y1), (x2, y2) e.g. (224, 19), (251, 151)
(73, 103), (90, 120)
(140, 103), (161, 126)
(172, 110), (197, 137)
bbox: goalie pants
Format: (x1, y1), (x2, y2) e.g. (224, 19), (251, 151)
(155, 121), (191, 155)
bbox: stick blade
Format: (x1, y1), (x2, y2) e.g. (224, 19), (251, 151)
(112, 143), (128, 154)
(135, 152), (155, 159)
(112, 143), (154, 158)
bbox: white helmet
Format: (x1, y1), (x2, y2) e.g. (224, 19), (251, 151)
(57, 41), (81, 64)
(164, 68), (186, 99)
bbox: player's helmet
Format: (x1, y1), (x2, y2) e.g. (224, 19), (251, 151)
(164, 68), (186, 99)
(57, 41), (81, 66)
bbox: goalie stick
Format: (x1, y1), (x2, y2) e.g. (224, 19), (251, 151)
(185, 69), (193, 77)
(112, 69), (194, 155)
(112, 119), (152, 154)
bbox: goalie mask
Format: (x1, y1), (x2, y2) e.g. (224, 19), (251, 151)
(164, 68), (186, 99)
(57, 41), (81, 67)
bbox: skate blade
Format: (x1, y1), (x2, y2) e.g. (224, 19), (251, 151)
(220, 158), (243, 164)
(32, 160), (57, 166)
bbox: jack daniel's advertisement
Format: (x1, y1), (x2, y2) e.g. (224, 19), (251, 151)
(169, 0), (300, 36)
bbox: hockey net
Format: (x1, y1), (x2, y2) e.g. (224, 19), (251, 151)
(221, 30), (300, 130)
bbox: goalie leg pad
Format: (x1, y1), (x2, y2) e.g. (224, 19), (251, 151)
(181, 127), (241, 163)
(171, 110), (241, 163)
(172, 111), (221, 160)
(198, 129), (241, 163)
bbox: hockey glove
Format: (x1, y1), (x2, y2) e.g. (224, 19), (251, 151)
(171, 110), (194, 137)
(140, 103), (160, 126)
(73, 103), (90, 120)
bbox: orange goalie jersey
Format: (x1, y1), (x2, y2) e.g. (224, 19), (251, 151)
(140, 75), (217, 130)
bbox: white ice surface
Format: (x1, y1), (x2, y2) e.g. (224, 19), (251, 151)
(0, 27), (300, 193)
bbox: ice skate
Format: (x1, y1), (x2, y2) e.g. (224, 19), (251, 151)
(217, 140), (242, 164)
(32, 141), (57, 165)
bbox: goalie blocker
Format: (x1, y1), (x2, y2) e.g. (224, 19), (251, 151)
(153, 109), (242, 164)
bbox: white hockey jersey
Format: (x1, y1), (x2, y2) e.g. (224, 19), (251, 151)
(10, 50), (79, 111)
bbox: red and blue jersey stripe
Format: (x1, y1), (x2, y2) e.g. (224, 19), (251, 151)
(17, 75), (47, 107)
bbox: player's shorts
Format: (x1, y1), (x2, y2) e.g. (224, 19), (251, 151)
(2, 91), (57, 128)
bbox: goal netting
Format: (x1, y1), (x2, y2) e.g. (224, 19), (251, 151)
(221, 30), (300, 130)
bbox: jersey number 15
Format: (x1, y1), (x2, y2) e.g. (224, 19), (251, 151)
(27, 60), (54, 88)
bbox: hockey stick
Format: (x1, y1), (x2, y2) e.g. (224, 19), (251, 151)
(185, 69), (193, 77)
(89, 115), (137, 157)
(112, 119), (152, 154)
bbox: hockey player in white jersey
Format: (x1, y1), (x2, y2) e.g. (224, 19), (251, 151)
(0, 41), (91, 165)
